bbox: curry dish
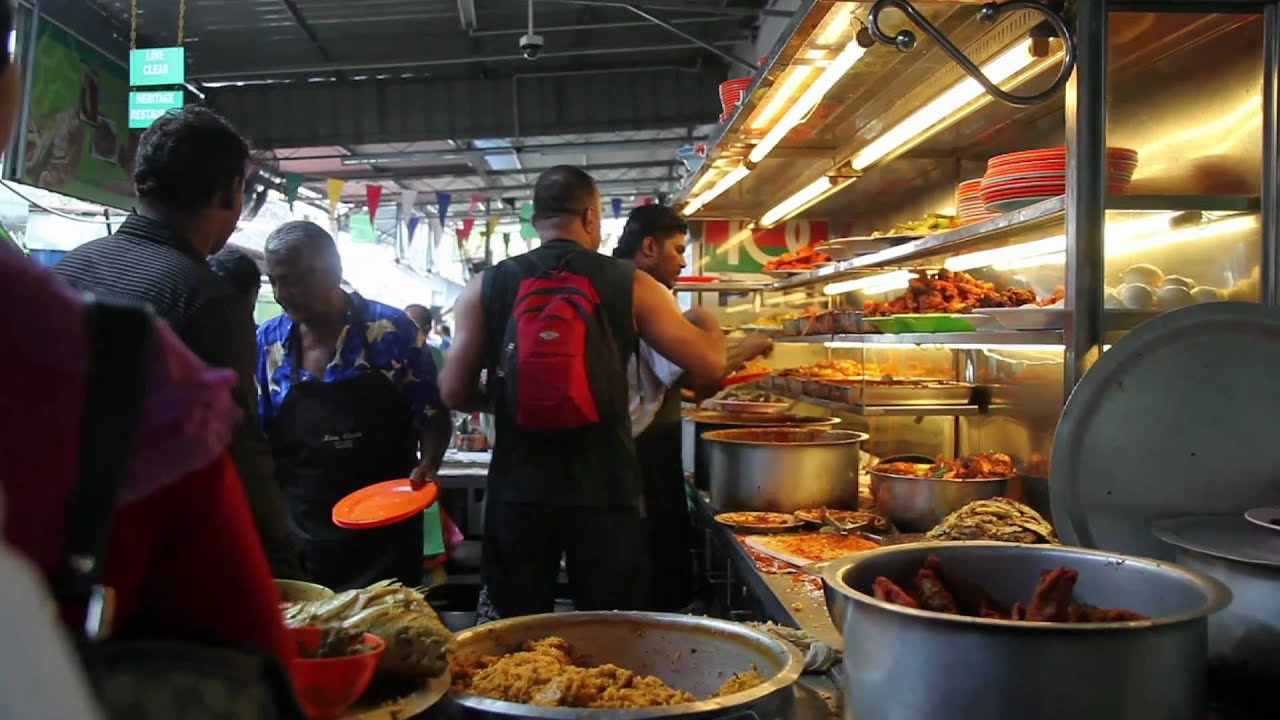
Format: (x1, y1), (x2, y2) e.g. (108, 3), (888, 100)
(452, 637), (765, 708)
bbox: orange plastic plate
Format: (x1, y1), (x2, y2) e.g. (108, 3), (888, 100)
(332, 479), (439, 529)
(720, 371), (769, 389)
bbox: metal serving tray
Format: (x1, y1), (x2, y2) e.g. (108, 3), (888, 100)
(831, 381), (974, 406)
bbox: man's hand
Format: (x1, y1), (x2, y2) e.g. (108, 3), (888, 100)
(731, 334), (774, 371)
(409, 462), (438, 491)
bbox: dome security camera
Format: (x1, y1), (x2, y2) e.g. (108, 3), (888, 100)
(520, 33), (544, 59)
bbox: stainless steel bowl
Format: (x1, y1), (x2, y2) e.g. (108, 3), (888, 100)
(274, 579), (334, 603)
(822, 542), (1231, 720)
(446, 612), (804, 720)
(870, 470), (1009, 532)
(705, 428), (869, 513)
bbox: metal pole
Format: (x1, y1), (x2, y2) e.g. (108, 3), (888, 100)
(1064, 0), (1108, 389)
(624, 4), (760, 71)
(12, 1), (39, 182)
(1262, 3), (1280, 305)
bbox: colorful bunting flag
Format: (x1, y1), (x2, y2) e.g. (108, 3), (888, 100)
(400, 190), (418, 221)
(611, 197), (623, 219)
(519, 201), (537, 242)
(436, 192), (453, 224)
(326, 178), (345, 218)
(365, 184), (384, 224)
(459, 217), (476, 243)
(407, 215), (421, 240)
(485, 216), (499, 238)
(283, 172), (304, 209)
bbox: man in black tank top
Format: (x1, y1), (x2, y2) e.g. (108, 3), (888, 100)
(441, 167), (729, 619)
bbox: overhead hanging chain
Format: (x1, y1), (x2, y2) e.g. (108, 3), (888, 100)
(129, 0), (137, 50)
(177, 0), (187, 45)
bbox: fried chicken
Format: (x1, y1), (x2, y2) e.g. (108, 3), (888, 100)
(862, 269), (1040, 316)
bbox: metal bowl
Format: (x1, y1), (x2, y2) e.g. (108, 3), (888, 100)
(446, 612), (804, 720)
(870, 470), (1009, 532)
(275, 579), (335, 603)
(822, 542), (1232, 720)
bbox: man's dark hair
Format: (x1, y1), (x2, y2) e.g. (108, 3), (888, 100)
(208, 247), (262, 298)
(613, 205), (688, 260)
(532, 166), (597, 222)
(264, 220), (339, 266)
(134, 105), (250, 215)
(439, 324), (451, 338)
(405, 304), (432, 329)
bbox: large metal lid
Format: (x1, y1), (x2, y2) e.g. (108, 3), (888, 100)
(1050, 303), (1280, 560)
(1151, 515), (1280, 568)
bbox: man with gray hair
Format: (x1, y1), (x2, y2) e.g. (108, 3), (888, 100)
(256, 220), (452, 590)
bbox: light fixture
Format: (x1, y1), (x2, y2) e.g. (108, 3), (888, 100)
(682, 165), (751, 216)
(748, 39), (868, 164)
(850, 39), (1061, 172)
(760, 176), (853, 227)
(747, 66), (816, 134)
(823, 270), (913, 296)
(944, 236), (1067, 271)
(825, 341), (1064, 351)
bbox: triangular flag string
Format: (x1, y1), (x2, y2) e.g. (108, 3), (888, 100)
(283, 173), (304, 209)
(326, 178), (345, 218)
(365, 184), (384, 224)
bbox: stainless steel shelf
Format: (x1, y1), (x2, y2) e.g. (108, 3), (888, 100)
(762, 194), (1260, 290)
(777, 331), (1064, 346)
(673, 282), (768, 293)
(785, 392), (1006, 417)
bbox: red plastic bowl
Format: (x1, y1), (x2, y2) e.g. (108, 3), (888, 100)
(288, 626), (386, 720)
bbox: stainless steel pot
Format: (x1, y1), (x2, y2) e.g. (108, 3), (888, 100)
(823, 542), (1230, 720)
(1152, 515), (1280, 682)
(444, 611), (804, 720)
(869, 470), (1009, 532)
(704, 427), (868, 512)
(683, 411), (839, 491)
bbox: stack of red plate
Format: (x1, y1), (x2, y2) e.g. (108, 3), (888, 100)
(956, 178), (998, 226)
(719, 77), (752, 121)
(979, 147), (1139, 213)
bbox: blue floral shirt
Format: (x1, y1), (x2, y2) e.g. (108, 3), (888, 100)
(255, 293), (442, 429)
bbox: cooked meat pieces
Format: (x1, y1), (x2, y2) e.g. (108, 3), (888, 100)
(912, 567), (959, 614)
(923, 555), (1008, 618)
(863, 269), (1040, 317)
(1025, 566), (1078, 623)
(872, 556), (1147, 623)
(451, 636), (762, 708)
(872, 576), (919, 608)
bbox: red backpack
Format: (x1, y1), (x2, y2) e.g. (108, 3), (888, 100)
(497, 258), (623, 430)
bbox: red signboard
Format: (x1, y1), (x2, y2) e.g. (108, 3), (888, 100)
(698, 219), (829, 272)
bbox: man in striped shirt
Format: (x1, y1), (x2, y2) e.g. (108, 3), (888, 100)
(53, 107), (301, 579)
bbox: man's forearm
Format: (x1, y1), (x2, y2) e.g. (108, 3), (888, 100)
(419, 409), (454, 473)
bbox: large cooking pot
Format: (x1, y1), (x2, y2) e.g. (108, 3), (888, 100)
(444, 611), (804, 720)
(1152, 514), (1280, 689)
(869, 470), (1009, 532)
(823, 542), (1230, 720)
(704, 427), (868, 512)
(683, 410), (839, 491)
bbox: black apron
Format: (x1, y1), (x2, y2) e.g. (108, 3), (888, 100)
(637, 383), (693, 610)
(270, 324), (422, 591)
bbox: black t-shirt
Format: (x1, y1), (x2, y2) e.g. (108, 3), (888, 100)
(481, 240), (641, 509)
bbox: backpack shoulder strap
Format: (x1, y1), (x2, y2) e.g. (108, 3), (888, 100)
(60, 298), (154, 640)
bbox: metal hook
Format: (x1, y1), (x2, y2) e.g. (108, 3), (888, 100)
(858, 0), (1077, 108)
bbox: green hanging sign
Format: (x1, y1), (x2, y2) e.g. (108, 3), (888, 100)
(128, 89), (184, 128)
(129, 47), (185, 86)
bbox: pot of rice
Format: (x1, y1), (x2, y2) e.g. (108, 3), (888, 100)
(444, 611), (804, 720)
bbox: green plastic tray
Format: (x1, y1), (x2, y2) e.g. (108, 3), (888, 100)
(889, 314), (979, 332)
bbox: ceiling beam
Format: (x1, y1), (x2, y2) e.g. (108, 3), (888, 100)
(341, 138), (705, 166)
(457, 0), (478, 31)
(469, 14), (730, 36)
(323, 176), (679, 201)
(318, 159), (680, 182)
(189, 39), (744, 81)
(538, 1), (790, 18)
